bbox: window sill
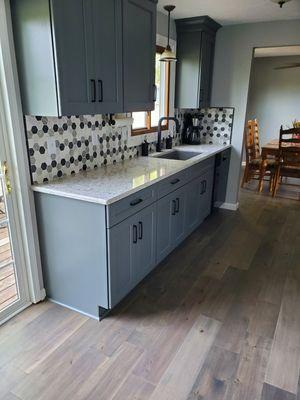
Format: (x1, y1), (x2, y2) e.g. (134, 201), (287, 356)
(131, 126), (168, 137)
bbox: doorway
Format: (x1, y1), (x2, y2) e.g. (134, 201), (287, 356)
(242, 45), (300, 200)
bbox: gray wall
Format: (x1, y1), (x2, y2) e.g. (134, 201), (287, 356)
(157, 10), (176, 40)
(247, 55), (300, 146)
(211, 19), (300, 206)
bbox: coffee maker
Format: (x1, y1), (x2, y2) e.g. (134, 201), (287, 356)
(181, 114), (202, 145)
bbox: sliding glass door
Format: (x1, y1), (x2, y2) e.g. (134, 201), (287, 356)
(0, 124), (30, 324)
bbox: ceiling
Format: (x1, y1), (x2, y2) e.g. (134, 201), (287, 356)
(255, 46), (300, 57)
(157, 0), (300, 25)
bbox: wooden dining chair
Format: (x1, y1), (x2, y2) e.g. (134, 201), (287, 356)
(241, 119), (275, 191)
(272, 126), (300, 197)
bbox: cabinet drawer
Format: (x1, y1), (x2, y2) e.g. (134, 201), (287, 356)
(107, 186), (157, 228)
(188, 157), (215, 182)
(157, 170), (189, 199)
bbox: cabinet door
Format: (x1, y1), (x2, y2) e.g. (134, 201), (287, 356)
(134, 204), (156, 283)
(185, 178), (202, 235)
(156, 193), (174, 264)
(108, 214), (138, 308)
(171, 188), (186, 247)
(214, 149), (231, 205)
(199, 31), (215, 108)
(51, 0), (96, 115)
(199, 168), (214, 222)
(123, 0), (157, 111)
(92, 0), (123, 114)
(175, 31), (202, 109)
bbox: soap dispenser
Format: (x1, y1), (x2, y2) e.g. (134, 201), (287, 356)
(141, 139), (149, 156)
(166, 135), (173, 149)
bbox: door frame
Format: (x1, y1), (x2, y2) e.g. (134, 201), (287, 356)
(0, 0), (45, 323)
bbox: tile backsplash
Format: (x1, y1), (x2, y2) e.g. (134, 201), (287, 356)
(25, 107), (233, 184)
(176, 107), (234, 146)
(25, 115), (137, 184)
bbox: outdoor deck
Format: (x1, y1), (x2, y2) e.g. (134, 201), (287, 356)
(0, 203), (18, 311)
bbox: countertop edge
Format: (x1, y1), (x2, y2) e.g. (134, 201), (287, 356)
(32, 145), (231, 205)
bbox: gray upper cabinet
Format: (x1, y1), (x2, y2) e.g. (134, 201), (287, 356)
(91, 0), (123, 113)
(175, 16), (221, 109)
(11, 0), (157, 116)
(50, 0), (97, 116)
(123, 0), (157, 112)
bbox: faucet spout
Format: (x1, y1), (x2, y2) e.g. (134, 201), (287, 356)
(156, 116), (180, 152)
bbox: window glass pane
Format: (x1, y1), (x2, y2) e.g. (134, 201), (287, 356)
(132, 112), (147, 130)
(151, 53), (161, 128)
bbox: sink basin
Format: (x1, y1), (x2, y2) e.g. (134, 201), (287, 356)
(153, 150), (202, 161)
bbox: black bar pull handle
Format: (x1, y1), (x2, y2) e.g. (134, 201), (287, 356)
(90, 79), (96, 103)
(133, 225), (138, 244)
(98, 80), (103, 102)
(172, 199), (176, 215)
(138, 221), (143, 240)
(130, 198), (143, 207)
(175, 197), (180, 213)
(153, 84), (157, 102)
(170, 178), (180, 185)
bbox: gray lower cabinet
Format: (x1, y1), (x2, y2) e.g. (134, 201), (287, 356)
(185, 178), (203, 235)
(214, 148), (231, 206)
(156, 186), (186, 263)
(108, 203), (156, 308)
(35, 155), (219, 319)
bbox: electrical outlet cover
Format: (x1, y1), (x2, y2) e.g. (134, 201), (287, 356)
(92, 131), (99, 146)
(47, 137), (56, 156)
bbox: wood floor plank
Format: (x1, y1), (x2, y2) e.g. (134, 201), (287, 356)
(112, 374), (155, 400)
(148, 315), (221, 400)
(261, 383), (296, 400)
(225, 334), (272, 400)
(187, 345), (239, 399)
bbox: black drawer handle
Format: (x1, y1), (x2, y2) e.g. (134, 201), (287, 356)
(175, 198), (180, 213)
(98, 80), (103, 102)
(170, 178), (180, 185)
(133, 225), (138, 244)
(130, 198), (143, 207)
(90, 79), (96, 103)
(138, 221), (143, 240)
(172, 199), (176, 215)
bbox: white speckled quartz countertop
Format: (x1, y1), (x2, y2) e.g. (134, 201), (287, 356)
(32, 144), (231, 205)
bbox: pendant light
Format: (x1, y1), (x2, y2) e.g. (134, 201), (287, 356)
(160, 5), (177, 62)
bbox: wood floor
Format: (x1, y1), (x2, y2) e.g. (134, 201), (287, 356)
(1, 189), (299, 400)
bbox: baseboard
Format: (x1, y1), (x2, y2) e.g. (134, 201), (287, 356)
(215, 201), (239, 211)
(219, 202), (240, 211)
(48, 298), (99, 320)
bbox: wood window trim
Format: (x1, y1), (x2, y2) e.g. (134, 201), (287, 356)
(131, 45), (171, 137)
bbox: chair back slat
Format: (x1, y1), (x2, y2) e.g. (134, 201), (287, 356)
(279, 126), (300, 169)
(244, 119), (260, 163)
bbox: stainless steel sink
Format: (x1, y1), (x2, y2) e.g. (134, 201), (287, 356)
(152, 150), (202, 161)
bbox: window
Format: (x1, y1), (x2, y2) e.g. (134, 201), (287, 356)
(132, 46), (171, 135)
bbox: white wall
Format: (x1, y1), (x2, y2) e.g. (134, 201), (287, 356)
(247, 55), (300, 146)
(211, 19), (300, 206)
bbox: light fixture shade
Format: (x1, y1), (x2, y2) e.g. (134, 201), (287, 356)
(160, 45), (177, 62)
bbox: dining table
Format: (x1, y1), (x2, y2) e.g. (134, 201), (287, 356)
(259, 139), (300, 192)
